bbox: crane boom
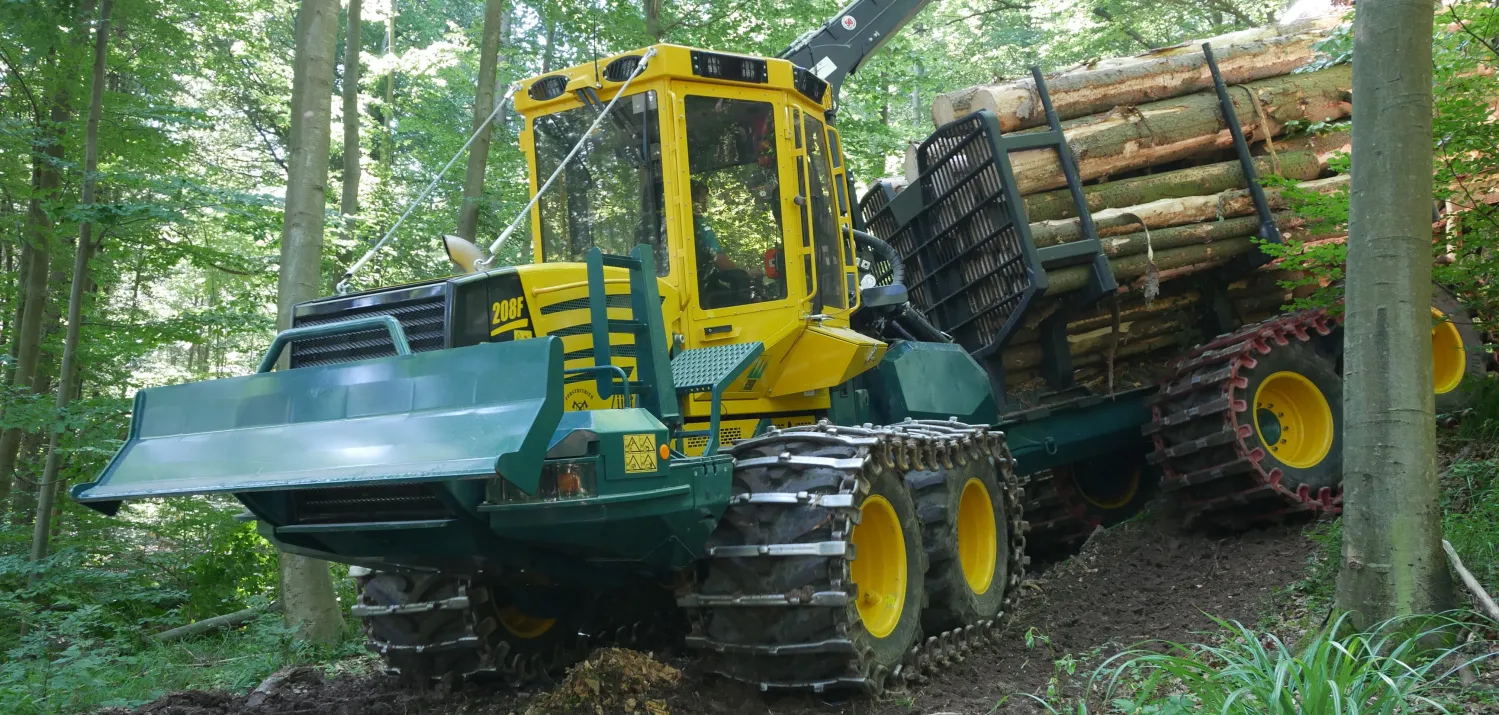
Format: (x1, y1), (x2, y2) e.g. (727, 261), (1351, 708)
(779, 0), (936, 111)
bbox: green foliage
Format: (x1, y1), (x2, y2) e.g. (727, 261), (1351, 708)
(1030, 613), (1491, 714)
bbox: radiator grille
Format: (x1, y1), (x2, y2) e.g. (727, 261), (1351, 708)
(291, 483), (453, 524)
(290, 289), (447, 368)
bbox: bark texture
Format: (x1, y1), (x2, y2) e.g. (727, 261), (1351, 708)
(455, 0), (506, 240)
(1007, 65), (1352, 195)
(1028, 175), (1347, 247)
(277, 0), (346, 644)
(1022, 150), (1324, 222)
(1335, 0), (1454, 623)
(933, 16), (1341, 130)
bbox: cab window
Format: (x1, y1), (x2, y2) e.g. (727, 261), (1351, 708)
(684, 96), (786, 309)
(803, 114), (845, 310)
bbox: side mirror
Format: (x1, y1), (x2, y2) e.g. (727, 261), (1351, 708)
(444, 235), (484, 274)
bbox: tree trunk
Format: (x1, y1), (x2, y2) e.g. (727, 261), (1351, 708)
(30, 0), (111, 582)
(1335, 0), (1454, 623)
(278, 0), (346, 645)
(644, 0), (661, 42)
(338, 0), (361, 274)
(1007, 65), (1352, 195)
(933, 16), (1341, 129)
(455, 0), (506, 241)
(541, 16), (557, 73)
(1029, 175), (1348, 247)
(0, 107), (68, 516)
(382, 0), (395, 168)
(1022, 149), (1324, 222)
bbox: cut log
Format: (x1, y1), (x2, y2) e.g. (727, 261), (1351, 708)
(1099, 212), (1297, 257)
(1029, 175), (1348, 247)
(1048, 238), (1259, 294)
(933, 16), (1343, 130)
(1021, 150), (1324, 222)
(1007, 65), (1352, 195)
(1001, 316), (1185, 371)
(1257, 127), (1350, 161)
(152, 600), (280, 642)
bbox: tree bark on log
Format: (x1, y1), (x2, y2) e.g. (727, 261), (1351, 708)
(1029, 175), (1348, 247)
(934, 16), (1341, 130)
(153, 600), (281, 642)
(1022, 150), (1323, 222)
(1047, 237), (1258, 294)
(1007, 65), (1351, 195)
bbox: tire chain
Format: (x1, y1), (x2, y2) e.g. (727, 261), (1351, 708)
(1018, 469), (1098, 553)
(678, 418), (1028, 695)
(353, 570), (680, 687)
(1145, 308), (1342, 528)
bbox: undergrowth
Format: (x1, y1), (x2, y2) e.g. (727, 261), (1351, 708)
(1029, 613), (1493, 714)
(0, 498), (366, 714)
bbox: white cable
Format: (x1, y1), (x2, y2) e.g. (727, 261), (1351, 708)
(475, 47), (657, 270)
(337, 82), (521, 294)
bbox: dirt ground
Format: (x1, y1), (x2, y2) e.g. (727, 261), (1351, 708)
(101, 511), (1321, 715)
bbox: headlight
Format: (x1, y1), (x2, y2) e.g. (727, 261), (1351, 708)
(497, 460), (597, 504)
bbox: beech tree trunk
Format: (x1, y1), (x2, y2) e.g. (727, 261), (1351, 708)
(1022, 149), (1324, 222)
(0, 59), (78, 513)
(278, 0), (346, 645)
(934, 16), (1341, 130)
(30, 0), (111, 579)
(455, 0), (506, 241)
(1336, 0), (1454, 623)
(339, 0), (361, 253)
(1007, 65), (1352, 195)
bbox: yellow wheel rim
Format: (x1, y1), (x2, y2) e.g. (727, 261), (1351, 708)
(1078, 466), (1142, 511)
(497, 606), (556, 639)
(956, 478), (998, 594)
(1432, 307), (1465, 395)
(1253, 371), (1334, 469)
(850, 495), (907, 638)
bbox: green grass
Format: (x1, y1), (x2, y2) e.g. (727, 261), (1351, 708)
(1027, 612), (1492, 714)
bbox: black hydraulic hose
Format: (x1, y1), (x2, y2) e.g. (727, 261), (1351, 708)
(850, 227), (904, 287)
(896, 305), (951, 344)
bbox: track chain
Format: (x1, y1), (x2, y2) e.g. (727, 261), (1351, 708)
(1144, 308), (1342, 528)
(353, 569), (677, 687)
(678, 419), (1027, 695)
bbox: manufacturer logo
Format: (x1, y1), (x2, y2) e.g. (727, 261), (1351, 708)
(741, 357), (768, 391)
(840, 15), (857, 30)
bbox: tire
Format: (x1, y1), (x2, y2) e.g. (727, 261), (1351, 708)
(1432, 284), (1488, 413)
(1240, 338), (1343, 493)
(684, 427), (924, 693)
(357, 571), (482, 683)
(1059, 447), (1159, 528)
(908, 456), (1008, 634)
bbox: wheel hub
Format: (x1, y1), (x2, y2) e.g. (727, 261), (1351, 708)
(850, 494), (907, 638)
(1432, 307), (1465, 395)
(956, 478), (997, 593)
(1253, 371), (1333, 469)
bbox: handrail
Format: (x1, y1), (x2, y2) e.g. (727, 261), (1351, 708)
(258, 315), (411, 373)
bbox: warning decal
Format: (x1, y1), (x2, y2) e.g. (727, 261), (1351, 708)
(624, 433), (658, 473)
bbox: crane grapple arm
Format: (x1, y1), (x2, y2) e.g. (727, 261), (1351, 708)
(779, 0), (936, 109)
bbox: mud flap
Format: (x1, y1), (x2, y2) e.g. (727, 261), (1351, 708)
(73, 337), (564, 514)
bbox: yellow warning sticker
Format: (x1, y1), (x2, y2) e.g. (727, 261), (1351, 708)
(623, 433), (658, 473)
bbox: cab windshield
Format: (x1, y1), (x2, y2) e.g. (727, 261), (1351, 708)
(533, 90), (668, 274)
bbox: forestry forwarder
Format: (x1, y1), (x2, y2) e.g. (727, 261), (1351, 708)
(73, 0), (1039, 695)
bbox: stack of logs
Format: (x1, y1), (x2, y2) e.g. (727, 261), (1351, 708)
(916, 15), (1354, 394)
